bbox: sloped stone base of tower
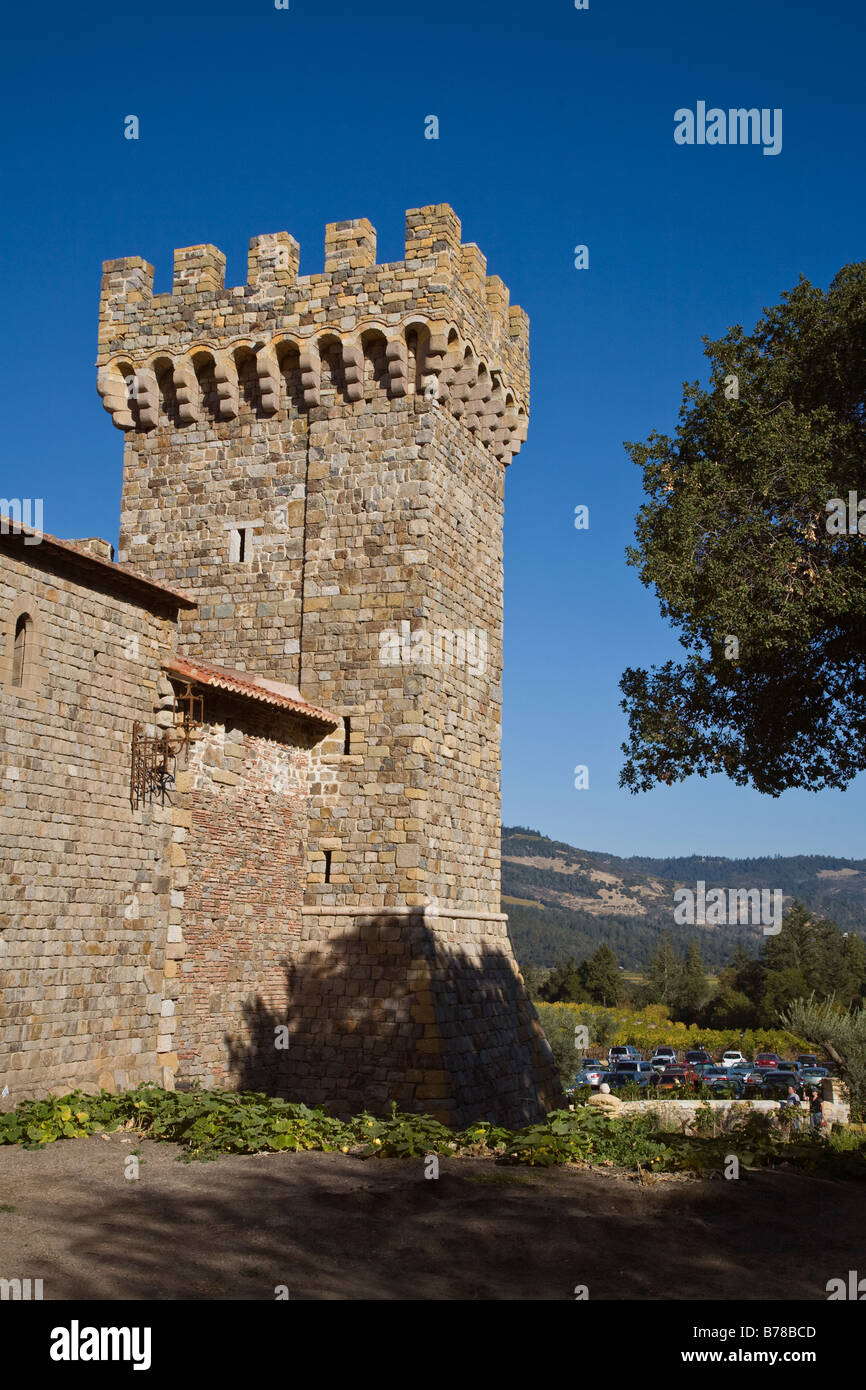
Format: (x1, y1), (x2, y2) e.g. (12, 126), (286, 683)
(215, 908), (563, 1129)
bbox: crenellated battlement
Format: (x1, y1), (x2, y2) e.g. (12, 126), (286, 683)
(97, 205), (529, 465)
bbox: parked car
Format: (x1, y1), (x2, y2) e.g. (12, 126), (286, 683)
(741, 1071), (770, 1096)
(700, 1067), (739, 1091)
(760, 1071), (803, 1099)
(568, 1064), (604, 1090)
(653, 1046), (678, 1063)
(755, 1052), (783, 1068)
(661, 1062), (699, 1083)
(741, 1067), (798, 1096)
(656, 1070), (685, 1091)
(721, 1050), (748, 1068)
(599, 1070), (641, 1092)
(798, 1066), (829, 1087)
(631, 1061), (659, 1085)
(795, 1054), (819, 1070)
(610, 1061), (656, 1087)
(657, 1066), (700, 1091)
(608, 1045), (642, 1063)
(685, 1049), (712, 1066)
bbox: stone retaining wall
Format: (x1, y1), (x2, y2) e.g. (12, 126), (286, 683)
(613, 1081), (850, 1129)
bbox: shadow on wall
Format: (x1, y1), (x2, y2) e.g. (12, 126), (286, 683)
(222, 911), (562, 1129)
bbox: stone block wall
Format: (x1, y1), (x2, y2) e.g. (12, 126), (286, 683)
(271, 908), (560, 1128)
(0, 539), (181, 1096)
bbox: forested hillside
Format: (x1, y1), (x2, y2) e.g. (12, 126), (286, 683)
(502, 826), (866, 970)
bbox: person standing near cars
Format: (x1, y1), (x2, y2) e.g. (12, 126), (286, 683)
(809, 1087), (825, 1134)
(781, 1083), (802, 1132)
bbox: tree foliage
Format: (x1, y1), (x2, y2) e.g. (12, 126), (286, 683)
(645, 930), (683, 1007)
(713, 901), (866, 1027)
(619, 262), (866, 795)
(538, 957), (588, 1004)
(782, 997), (866, 1119)
(537, 946), (622, 1007)
(677, 938), (710, 1017)
(581, 943), (622, 1007)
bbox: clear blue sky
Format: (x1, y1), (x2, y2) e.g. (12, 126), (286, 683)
(2, 0), (864, 858)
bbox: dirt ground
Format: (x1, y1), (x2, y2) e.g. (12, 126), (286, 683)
(0, 1133), (861, 1300)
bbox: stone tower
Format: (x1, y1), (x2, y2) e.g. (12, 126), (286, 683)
(97, 205), (560, 1126)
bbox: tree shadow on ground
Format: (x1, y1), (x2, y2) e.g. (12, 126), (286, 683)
(5, 1135), (864, 1300)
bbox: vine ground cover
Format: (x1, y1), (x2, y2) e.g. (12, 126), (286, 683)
(1, 1085), (864, 1179)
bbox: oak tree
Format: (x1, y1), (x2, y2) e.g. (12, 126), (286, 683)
(620, 263), (866, 795)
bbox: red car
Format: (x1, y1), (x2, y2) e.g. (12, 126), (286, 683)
(755, 1052), (782, 1068)
(659, 1063), (698, 1088)
(656, 1070), (685, 1091)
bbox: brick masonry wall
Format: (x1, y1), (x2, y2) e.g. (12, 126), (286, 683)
(0, 541), (180, 1096)
(168, 696), (318, 1091)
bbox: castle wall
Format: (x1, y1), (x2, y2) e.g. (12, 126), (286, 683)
(95, 204), (562, 1122)
(0, 543), (179, 1096)
(117, 384), (309, 672)
(291, 909), (559, 1128)
(297, 399), (503, 913)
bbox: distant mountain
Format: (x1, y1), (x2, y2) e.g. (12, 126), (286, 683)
(501, 826), (866, 971)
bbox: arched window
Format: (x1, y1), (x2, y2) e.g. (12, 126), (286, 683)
(11, 613), (30, 687)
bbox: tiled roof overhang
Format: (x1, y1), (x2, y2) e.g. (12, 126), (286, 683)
(162, 655), (339, 729)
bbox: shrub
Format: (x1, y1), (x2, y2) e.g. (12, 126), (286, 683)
(2, 1085), (862, 1180)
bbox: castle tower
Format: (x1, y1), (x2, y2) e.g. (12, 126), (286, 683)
(97, 206), (560, 1125)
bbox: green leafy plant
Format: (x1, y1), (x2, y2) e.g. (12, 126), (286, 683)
(1, 1085), (863, 1180)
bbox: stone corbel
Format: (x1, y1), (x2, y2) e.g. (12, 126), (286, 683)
(385, 335), (409, 398)
(214, 351), (239, 419)
(450, 355), (478, 419)
(173, 359), (201, 425)
(255, 342), (281, 416)
(131, 365), (159, 430)
(342, 338), (364, 402)
(96, 365), (134, 431)
(420, 325), (449, 405)
(299, 345), (321, 408)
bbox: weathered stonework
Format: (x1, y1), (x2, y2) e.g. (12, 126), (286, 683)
(0, 533), (187, 1094)
(0, 543), (338, 1100)
(0, 205), (560, 1126)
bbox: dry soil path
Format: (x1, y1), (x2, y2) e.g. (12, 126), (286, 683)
(0, 1133), (860, 1300)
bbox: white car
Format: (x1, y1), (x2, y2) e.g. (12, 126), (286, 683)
(650, 1054), (674, 1071)
(721, 1049), (748, 1068)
